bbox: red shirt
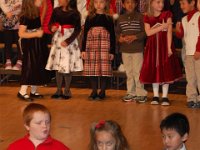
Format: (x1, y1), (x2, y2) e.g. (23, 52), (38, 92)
(176, 9), (200, 52)
(7, 135), (70, 150)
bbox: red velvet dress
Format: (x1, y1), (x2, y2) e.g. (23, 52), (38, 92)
(139, 11), (182, 83)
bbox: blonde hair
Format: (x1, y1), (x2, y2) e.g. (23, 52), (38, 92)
(88, 0), (110, 18)
(146, 0), (163, 16)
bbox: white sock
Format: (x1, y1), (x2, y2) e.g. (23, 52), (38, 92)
(162, 84), (169, 98)
(31, 86), (37, 94)
(19, 85), (28, 95)
(152, 83), (159, 97)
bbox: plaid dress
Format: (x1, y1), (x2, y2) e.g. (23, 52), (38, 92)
(84, 27), (112, 76)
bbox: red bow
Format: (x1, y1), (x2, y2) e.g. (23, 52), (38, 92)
(95, 120), (106, 129)
(52, 23), (74, 35)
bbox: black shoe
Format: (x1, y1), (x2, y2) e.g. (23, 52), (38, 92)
(51, 94), (63, 99)
(161, 98), (170, 106)
(89, 91), (98, 100)
(151, 97), (159, 105)
(98, 91), (106, 100)
(187, 101), (196, 108)
(30, 92), (44, 99)
(62, 95), (71, 100)
(17, 92), (33, 102)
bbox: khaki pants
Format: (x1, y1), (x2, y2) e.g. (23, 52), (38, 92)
(185, 56), (200, 102)
(122, 52), (147, 96)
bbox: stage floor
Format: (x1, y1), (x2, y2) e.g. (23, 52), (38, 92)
(0, 86), (200, 150)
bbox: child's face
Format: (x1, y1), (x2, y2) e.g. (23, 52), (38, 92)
(95, 131), (116, 150)
(151, 0), (164, 13)
(162, 128), (188, 150)
(122, 0), (137, 13)
(179, 0), (195, 13)
(58, 0), (68, 7)
(94, 0), (106, 14)
(25, 111), (51, 142)
(34, 0), (43, 7)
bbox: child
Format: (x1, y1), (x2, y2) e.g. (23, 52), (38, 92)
(17, 0), (51, 101)
(116, 0), (147, 102)
(82, 0), (115, 100)
(160, 113), (189, 150)
(176, 0), (200, 108)
(89, 120), (130, 150)
(7, 103), (70, 150)
(139, 0), (182, 106)
(0, 0), (22, 70)
(45, 0), (83, 100)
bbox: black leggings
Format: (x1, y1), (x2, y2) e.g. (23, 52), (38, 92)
(4, 29), (22, 60)
(90, 76), (108, 92)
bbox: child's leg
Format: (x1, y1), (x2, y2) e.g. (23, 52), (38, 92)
(151, 83), (159, 105)
(55, 71), (63, 94)
(162, 84), (169, 98)
(19, 85), (28, 95)
(4, 30), (12, 69)
(30, 86), (43, 98)
(195, 59), (200, 106)
(89, 76), (98, 99)
(161, 84), (170, 106)
(100, 77), (108, 92)
(63, 73), (72, 97)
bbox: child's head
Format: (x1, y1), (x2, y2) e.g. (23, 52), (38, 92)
(89, 120), (129, 150)
(23, 103), (51, 142)
(179, 0), (197, 13)
(122, 0), (137, 13)
(58, 0), (77, 10)
(146, 0), (164, 16)
(88, 0), (110, 16)
(160, 113), (189, 150)
(21, 0), (41, 18)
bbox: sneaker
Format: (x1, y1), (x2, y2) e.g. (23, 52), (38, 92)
(134, 96), (147, 103)
(187, 101), (196, 108)
(161, 97), (170, 106)
(196, 102), (200, 108)
(89, 91), (99, 100)
(122, 94), (136, 102)
(5, 59), (12, 70)
(151, 97), (159, 105)
(12, 60), (22, 70)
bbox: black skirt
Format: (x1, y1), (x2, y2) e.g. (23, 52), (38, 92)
(20, 37), (51, 85)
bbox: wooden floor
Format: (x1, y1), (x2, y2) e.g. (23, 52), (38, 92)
(0, 86), (200, 150)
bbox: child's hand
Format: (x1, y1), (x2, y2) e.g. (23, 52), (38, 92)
(175, 22), (181, 33)
(6, 12), (13, 19)
(161, 19), (169, 31)
(109, 54), (114, 60)
(51, 26), (58, 33)
(194, 52), (200, 60)
(119, 35), (125, 43)
(36, 29), (44, 38)
(126, 35), (137, 43)
(61, 41), (68, 47)
(168, 48), (173, 57)
(81, 52), (86, 60)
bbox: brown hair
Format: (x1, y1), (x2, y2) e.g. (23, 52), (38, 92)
(20, 0), (40, 19)
(88, 0), (110, 18)
(89, 120), (130, 150)
(23, 103), (51, 126)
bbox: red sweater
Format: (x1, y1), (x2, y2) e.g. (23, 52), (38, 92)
(176, 9), (200, 52)
(7, 135), (70, 150)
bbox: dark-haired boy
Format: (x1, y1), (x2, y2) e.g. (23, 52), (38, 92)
(176, 0), (200, 108)
(160, 113), (189, 150)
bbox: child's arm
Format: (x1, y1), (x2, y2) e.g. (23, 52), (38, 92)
(144, 20), (169, 36)
(133, 15), (146, 41)
(40, 0), (47, 25)
(194, 16), (200, 60)
(175, 22), (184, 39)
(18, 25), (43, 39)
(167, 17), (173, 56)
(63, 12), (81, 46)
(48, 9), (58, 33)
